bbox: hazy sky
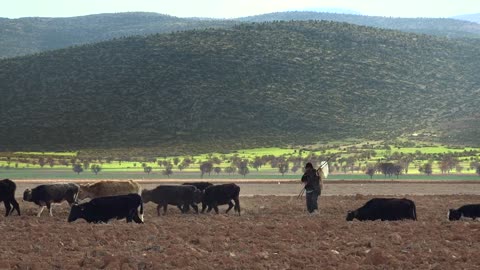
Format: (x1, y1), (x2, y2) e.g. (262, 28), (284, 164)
(2, 0), (480, 19)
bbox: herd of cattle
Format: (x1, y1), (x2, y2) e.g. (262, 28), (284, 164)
(0, 179), (240, 223)
(0, 178), (479, 223)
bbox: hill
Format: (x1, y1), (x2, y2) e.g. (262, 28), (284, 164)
(238, 11), (480, 39)
(2, 11), (480, 59)
(453, 13), (480, 24)
(0, 12), (234, 58)
(1, 21), (480, 153)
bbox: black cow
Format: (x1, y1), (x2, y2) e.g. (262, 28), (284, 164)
(0, 179), (20, 216)
(448, 204), (480, 221)
(179, 182), (213, 212)
(68, 193), (144, 223)
(23, 183), (79, 217)
(141, 185), (203, 215)
(203, 183), (241, 216)
(346, 198), (416, 221)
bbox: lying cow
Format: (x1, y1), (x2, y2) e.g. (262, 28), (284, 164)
(203, 183), (241, 216)
(68, 193), (144, 223)
(141, 185), (203, 215)
(78, 180), (141, 200)
(448, 204), (480, 221)
(346, 198), (416, 221)
(0, 179), (20, 216)
(179, 182), (213, 212)
(23, 183), (79, 217)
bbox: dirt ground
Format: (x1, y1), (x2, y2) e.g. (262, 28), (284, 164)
(1, 187), (480, 269)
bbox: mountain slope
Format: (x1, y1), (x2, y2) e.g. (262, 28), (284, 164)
(238, 11), (480, 39)
(2, 11), (480, 59)
(454, 13), (480, 24)
(1, 21), (480, 151)
(0, 12), (234, 58)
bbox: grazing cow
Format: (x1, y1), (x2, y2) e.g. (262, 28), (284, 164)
(203, 183), (241, 216)
(23, 183), (79, 217)
(141, 185), (203, 215)
(346, 198), (416, 221)
(179, 182), (213, 212)
(68, 193), (143, 223)
(448, 204), (480, 221)
(0, 179), (20, 216)
(78, 180), (141, 200)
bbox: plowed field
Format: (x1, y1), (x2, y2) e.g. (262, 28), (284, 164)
(1, 191), (480, 269)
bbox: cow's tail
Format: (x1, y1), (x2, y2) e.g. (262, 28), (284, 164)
(234, 185), (241, 216)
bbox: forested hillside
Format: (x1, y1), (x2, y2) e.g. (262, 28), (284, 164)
(1, 21), (480, 151)
(239, 11), (480, 38)
(0, 12), (234, 58)
(454, 13), (480, 24)
(2, 11), (480, 58)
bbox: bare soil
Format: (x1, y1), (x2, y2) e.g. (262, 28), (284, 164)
(1, 188), (480, 269)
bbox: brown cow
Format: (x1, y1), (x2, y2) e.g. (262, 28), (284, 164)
(78, 180), (141, 200)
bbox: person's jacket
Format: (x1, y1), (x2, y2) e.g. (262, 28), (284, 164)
(301, 168), (320, 192)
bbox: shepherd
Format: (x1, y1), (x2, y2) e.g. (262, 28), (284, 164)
(300, 161), (328, 214)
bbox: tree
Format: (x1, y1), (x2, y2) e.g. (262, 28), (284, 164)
(144, 166), (152, 175)
(163, 165), (173, 178)
(83, 160), (90, 171)
(38, 157), (46, 168)
(419, 163), (433, 176)
(214, 167), (222, 175)
(252, 157), (263, 172)
(173, 157), (180, 166)
(47, 157), (55, 168)
(72, 164), (83, 175)
(237, 160), (249, 177)
(378, 162), (395, 177)
(365, 165), (376, 179)
(90, 164), (102, 175)
(200, 162), (213, 178)
(278, 162), (289, 176)
(225, 166), (236, 175)
(476, 165), (480, 176)
(393, 164), (403, 179)
(291, 164), (301, 174)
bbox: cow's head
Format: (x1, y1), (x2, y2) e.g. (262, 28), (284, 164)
(23, 189), (33, 202)
(68, 203), (85, 222)
(346, 210), (357, 221)
(141, 189), (151, 203)
(448, 209), (461, 221)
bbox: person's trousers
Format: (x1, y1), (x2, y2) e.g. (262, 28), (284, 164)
(305, 189), (320, 213)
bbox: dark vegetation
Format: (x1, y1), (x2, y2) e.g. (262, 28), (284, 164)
(239, 11), (480, 38)
(2, 11), (480, 58)
(1, 21), (480, 152)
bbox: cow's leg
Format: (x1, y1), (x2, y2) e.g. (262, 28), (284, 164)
(10, 198), (20, 216)
(176, 205), (183, 212)
(3, 201), (11, 217)
(47, 202), (53, 217)
(213, 203), (219, 214)
(132, 210), (143, 224)
(225, 201), (234, 213)
(234, 197), (241, 216)
(37, 206), (46, 217)
(163, 204), (168, 215)
(201, 203), (207, 213)
(206, 205), (213, 213)
(191, 203), (199, 214)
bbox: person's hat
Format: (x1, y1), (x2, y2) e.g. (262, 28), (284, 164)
(305, 162), (313, 169)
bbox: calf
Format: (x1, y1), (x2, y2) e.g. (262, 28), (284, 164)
(346, 198), (416, 221)
(0, 179), (20, 216)
(68, 193), (143, 223)
(141, 185), (203, 215)
(203, 183), (241, 216)
(78, 180), (141, 200)
(448, 204), (480, 221)
(23, 183), (79, 217)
